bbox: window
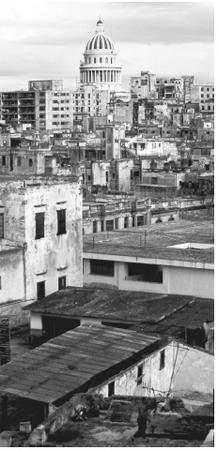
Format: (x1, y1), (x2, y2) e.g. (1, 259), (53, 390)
(93, 221), (97, 233)
(106, 171), (109, 183)
(57, 209), (66, 235)
(159, 350), (165, 370)
(137, 216), (144, 226)
(128, 263), (163, 283)
(35, 212), (45, 239)
(137, 364), (143, 385)
(108, 381), (115, 397)
(124, 217), (129, 228)
(100, 57), (102, 63)
(58, 276), (66, 290)
(115, 218), (119, 229)
(106, 220), (113, 231)
(90, 259), (114, 277)
(101, 220), (104, 232)
(0, 213), (4, 238)
(29, 158), (33, 167)
(2, 156), (6, 166)
(17, 156), (22, 167)
(37, 281), (45, 300)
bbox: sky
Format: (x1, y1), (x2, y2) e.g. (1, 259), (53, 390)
(0, 0), (214, 91)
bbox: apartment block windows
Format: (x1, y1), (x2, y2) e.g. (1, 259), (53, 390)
(37, 281), (45, 300)
(57, 209), (66, 235)
(35, 212), (45, 239)
(0, 213), (4, 239)
(58, 276), (66, 290)
(159, 350), (165, 370)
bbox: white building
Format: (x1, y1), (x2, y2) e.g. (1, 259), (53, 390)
(0, 177), (83, 318)
(80, 19), (122, 92)
(83, 219), (214, 299)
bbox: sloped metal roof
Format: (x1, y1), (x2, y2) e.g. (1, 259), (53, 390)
(0, 325), (159, 405)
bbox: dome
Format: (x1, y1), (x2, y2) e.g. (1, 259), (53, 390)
(85, 19), (114, 52)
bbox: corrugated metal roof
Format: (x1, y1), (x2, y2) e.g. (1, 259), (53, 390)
(0, 325), (159, 405)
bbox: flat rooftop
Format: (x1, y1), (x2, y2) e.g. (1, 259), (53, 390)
(0, 324), (159, 404)
(83, 219), (214, 264)
(26, 286), (213, 327)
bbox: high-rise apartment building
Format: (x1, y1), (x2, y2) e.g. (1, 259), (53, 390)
(0, 80), (74, 131)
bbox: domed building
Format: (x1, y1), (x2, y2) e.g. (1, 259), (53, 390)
(80, 19), (122, 91)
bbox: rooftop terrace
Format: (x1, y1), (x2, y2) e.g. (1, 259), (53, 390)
(83, 219), (214, 265)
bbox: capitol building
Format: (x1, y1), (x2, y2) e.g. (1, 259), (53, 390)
(80, 19), (122, 92)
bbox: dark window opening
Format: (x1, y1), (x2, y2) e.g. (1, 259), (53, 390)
(152, 177), (158, 185)
(106, 220), (113, 231)
(108, 381), (115, 397)
(2, 156), (6, 166)
(93, 220), (97, 233)
(29, 158), (33, 167)
(57, 209), (66, 235)
(159, 349), (165, 370)
(35, 212), (45, 239)
(101, 220), (104, 232)
(37, 281), (45, 300)
(10, 155), (13, 171)
(137, 216), (144, 226)
(137, 364), (143, 385)
(115, 218), (119, 229)
(127, 263), (163, 283)
(106, 171), (109, 183)
(124, 217), (129, 228)
(90, 259), (114, 277)
(17, 156), (22, 167)
(0, 213), (4, 239)
(58, 276), (66, 290)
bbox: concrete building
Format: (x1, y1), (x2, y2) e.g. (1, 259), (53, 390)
(0, 147), (57, 176)
(190, 85), (214, 113)
(0, 176), (82, 312)
(80, 19), (122, 91)
(0, 81), (74, 131)
(83, 196), (151, 234)
(130, 71), (156, 99)
(83, 219), (214, 299)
